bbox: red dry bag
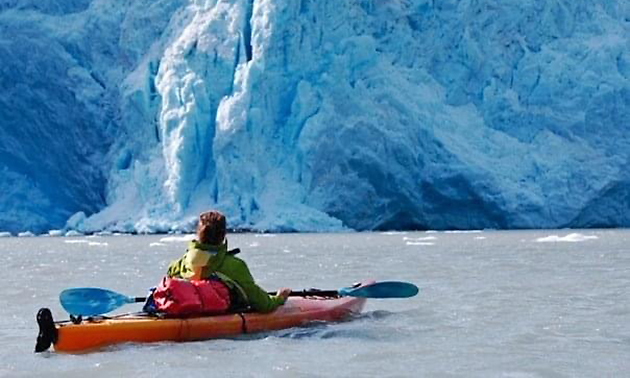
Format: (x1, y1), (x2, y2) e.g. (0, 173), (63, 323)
(152, 277), (231, 316)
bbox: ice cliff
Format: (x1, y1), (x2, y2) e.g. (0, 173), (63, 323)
(0, 0), (628, 234)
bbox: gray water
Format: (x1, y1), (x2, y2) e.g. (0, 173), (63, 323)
(1, 230), (629, 377)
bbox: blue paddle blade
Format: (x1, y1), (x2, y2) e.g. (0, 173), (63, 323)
(60, 288), (135, 316)
(339, 281), (419, 298)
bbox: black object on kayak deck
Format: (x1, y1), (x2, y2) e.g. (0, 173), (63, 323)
(35, 308), (57, 353)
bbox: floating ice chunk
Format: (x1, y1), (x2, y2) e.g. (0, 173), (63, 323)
(18, 231), (35, 237)
(406, 241), (435, 246)
(444, 230), (483, 234)
(0, 232), (12, 237)
(64, 239), (88, 244)
(403, 236), (437, 241)
(159, 234), (194, 243)
(65, 230), (84, 237)
(535, 233), (599, 243)
(48, 230), (64, 237)
(150, 242), (166, 247)
(88, 242), (109, 247)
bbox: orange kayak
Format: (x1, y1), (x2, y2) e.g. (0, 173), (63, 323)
(35, 288), (367, 353)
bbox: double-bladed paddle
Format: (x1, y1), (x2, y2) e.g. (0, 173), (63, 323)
(60, 281), (419, 316)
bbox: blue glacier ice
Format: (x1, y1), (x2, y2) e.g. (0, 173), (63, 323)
(0, 0), (628, 234)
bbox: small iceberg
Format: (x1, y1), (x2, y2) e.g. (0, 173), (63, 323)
(64, 239), (89, 244)
(406, 241), (435, 246)
(403, 236), (437, 241)
(444, 230), (483, 233)
(535, 233), (599, 243)
(160, 234), (195, 243)
(87, 241), (108, 247)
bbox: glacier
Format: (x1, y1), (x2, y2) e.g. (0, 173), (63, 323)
(0, 0), (628, 234)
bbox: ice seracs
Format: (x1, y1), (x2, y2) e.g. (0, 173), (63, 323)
(0, 1), (628, 233)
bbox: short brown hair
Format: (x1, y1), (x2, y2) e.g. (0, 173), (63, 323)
(197, 211), (226, 245)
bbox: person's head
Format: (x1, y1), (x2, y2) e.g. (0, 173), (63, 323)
(197, 210), (226, 245)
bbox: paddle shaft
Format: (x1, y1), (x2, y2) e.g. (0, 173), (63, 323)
(130, 289), (338, 303)
(285, 289), (339, 297)
(123, 282), (417, 303)
(60, 281), (417, 316)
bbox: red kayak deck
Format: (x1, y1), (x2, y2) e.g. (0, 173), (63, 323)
(36, 289), (367, 353)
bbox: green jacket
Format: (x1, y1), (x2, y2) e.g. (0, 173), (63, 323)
(167, 240), (285, 313)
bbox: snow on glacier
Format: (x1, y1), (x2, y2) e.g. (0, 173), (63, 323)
(0, 0), (628, 234)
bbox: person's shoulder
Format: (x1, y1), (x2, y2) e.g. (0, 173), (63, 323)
(226, 252), (245, 262)
(225, 253), (249, 267)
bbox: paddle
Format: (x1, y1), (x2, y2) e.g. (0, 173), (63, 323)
(60, 281), (419, 316)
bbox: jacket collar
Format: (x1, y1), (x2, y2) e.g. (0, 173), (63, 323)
(189, 239), (228, 254)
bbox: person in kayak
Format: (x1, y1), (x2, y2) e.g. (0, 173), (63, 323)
(166, 210), (291, 313)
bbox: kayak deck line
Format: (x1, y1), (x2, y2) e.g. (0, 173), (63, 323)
(35, 284), (371, 353)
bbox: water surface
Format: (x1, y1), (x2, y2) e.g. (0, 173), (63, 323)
(1, 230), (629, 377)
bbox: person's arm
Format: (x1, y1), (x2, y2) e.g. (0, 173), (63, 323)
(239, 280), (287, 313)
(222, 257), (287, 313)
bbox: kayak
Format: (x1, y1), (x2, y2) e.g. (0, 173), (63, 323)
(35, 283), (369, 353)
